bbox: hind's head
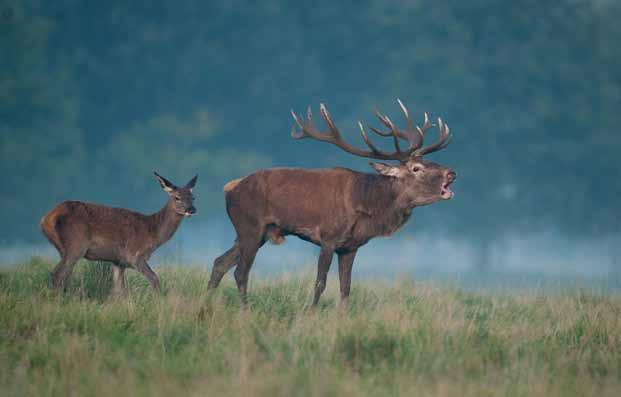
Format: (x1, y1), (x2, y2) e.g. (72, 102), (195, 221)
(154, 172), (198, 217)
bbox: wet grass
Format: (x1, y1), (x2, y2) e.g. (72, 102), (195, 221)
(1, 257), (620, 396)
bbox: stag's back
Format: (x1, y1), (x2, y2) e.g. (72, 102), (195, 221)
(224, 167), (392, 242)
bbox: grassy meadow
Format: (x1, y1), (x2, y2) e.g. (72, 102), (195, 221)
(1, 257), (620, 396)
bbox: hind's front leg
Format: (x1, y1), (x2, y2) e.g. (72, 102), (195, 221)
(111, 264), (126, 295)
(134, 259), (160, 292)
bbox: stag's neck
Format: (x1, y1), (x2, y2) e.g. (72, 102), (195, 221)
(149, 200), (184, 247)
(354, 174), (414, 238)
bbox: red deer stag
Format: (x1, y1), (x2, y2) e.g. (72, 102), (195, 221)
(40, 172), (197, 293)
(208, 100), (455, 305)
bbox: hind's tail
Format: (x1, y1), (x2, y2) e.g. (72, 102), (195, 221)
(40, 210), (64, 258)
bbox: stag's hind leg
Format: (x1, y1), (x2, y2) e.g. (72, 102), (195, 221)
(233, 235), (264, 304)
(208, 242), (240, 290)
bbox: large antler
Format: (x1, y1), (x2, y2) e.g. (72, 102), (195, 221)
(291, 99), (451, 162)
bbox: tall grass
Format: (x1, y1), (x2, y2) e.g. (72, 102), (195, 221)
(1, 257), (620, 396)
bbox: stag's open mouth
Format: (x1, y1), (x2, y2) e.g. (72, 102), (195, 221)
(440, 184), (453, 200)
(441, 171), (456, 200)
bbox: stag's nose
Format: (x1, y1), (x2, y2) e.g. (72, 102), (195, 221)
(188, 206), (196, 214)
(446, 170), (456, 183)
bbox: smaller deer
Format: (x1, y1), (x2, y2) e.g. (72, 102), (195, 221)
(40, 172), (197, 293)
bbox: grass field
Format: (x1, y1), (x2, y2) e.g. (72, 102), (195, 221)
(1, 257), (620, 396)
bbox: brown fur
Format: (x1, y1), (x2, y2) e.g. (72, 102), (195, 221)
(223, 178), (243, 193)
(208, 160), (455, 305)
(41, 173), (197, 293)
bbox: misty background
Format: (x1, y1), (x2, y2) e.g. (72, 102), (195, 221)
(1, 0), (620, 284)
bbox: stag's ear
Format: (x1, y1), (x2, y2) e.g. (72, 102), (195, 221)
(154, 171), (176, 193)
(185, 174), (198, 191)
(369, 162), (405, 178)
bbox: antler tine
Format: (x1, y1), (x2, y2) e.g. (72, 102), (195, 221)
(382, 115), (403, 153)
(418, 112), (433, 133)
(369, 108), (405, 155)
(369, 108), (394, 137)
(396, 98), (414, 131)
(319, 103), (341, 139)
(371, 108), (410, 142)
(396, 100), (425, 152)
(368, 125), (393, 137)
(291, 104), (339, 141)
(290, 110), (306, 139)
(371, 112), (403, 153)
(374, 109), (394, 131)
(414, 117), (452, 156)
(357, 122), (383, 154)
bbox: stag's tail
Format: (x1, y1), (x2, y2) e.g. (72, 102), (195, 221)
(223, 178), (243, 193)
(40, 207), (64, 258)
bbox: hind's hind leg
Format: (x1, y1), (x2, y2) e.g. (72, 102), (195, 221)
(49, 220), (88, 292)
(208, 243), (240, 290)
(51, 248), (85, 291)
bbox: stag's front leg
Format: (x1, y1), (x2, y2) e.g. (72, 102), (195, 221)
(313, 247), (334, 306)
(337, 249), (357, 305)
(208, 242), (240, 290)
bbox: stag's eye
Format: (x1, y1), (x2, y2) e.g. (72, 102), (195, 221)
(411, 166), (423, 173)
(175, 197), (181, 201)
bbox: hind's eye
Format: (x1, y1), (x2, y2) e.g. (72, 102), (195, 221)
(175, 197), (181, 201)
(411, 166), (422, 173)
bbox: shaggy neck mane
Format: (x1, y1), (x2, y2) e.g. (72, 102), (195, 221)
(352, 173), (413, 237)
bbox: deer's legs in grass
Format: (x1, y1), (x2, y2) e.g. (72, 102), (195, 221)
(134, 260), (160, 292)
(112, 264), (126, 294)
(51, 247), (86, 291)
(313, 247), (334, 306)
(208, 243), (240, 290)
(338, 250), (357, 305)
(233, 237), (262, 305)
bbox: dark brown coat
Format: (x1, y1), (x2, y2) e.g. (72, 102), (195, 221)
(208, 161), (455, 304)
(40, 172), (197, 293)
(208, 100), (456, 305)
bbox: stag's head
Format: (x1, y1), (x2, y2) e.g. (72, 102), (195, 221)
(291, 99), (456, 206)
(154, 172), (198, 216)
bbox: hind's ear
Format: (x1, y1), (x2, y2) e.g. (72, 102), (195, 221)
(185, 174), (198, 191)
(369, 162), (405, 178)
(154, 171), (176, 193)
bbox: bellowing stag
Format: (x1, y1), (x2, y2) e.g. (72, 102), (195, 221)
(208, 100), (456, 305)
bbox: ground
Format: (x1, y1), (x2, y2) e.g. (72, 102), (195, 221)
(1, 257), (620, 396)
